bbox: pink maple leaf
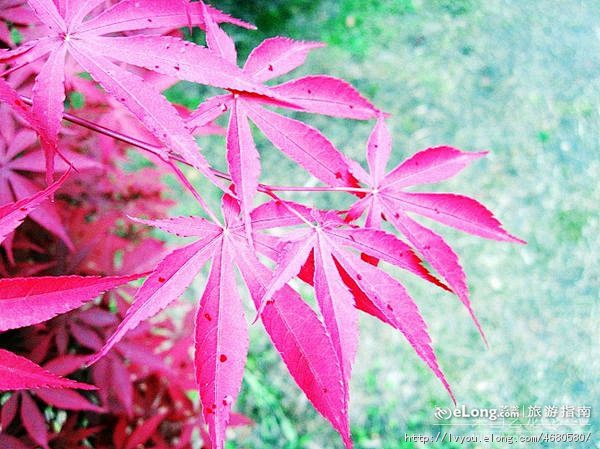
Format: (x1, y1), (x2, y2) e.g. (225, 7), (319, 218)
(252, 201), (454, 416)
(347, 117), (526, 341)
(186, 10), (382, 240)
(0, 0), (278, 185)
(84, 196), (356, 449)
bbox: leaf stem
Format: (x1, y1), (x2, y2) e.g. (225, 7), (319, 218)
(167, 160), (222, 226)
(264, 185), (368, 193)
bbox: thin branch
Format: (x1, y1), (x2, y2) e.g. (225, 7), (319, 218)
(19, 96), (367, 196)
(19, 96), (169, 162)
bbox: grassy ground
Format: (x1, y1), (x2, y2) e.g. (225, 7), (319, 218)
(170, 1), (599, 447)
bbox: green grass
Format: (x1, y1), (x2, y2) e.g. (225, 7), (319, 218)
(162, 1), (600, 447)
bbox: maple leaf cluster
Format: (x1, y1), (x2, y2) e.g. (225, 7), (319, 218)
(0, 1), (524, 448)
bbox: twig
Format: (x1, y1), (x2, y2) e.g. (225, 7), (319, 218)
(18, 96), (366, 196)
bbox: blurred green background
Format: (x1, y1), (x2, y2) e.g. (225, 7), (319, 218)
(170, 0), (600, 447)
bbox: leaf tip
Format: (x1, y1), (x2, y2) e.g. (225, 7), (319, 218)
(511, 234), (527, 245)
(84, 352), (104, 369)
(77, 382), (99, 391)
